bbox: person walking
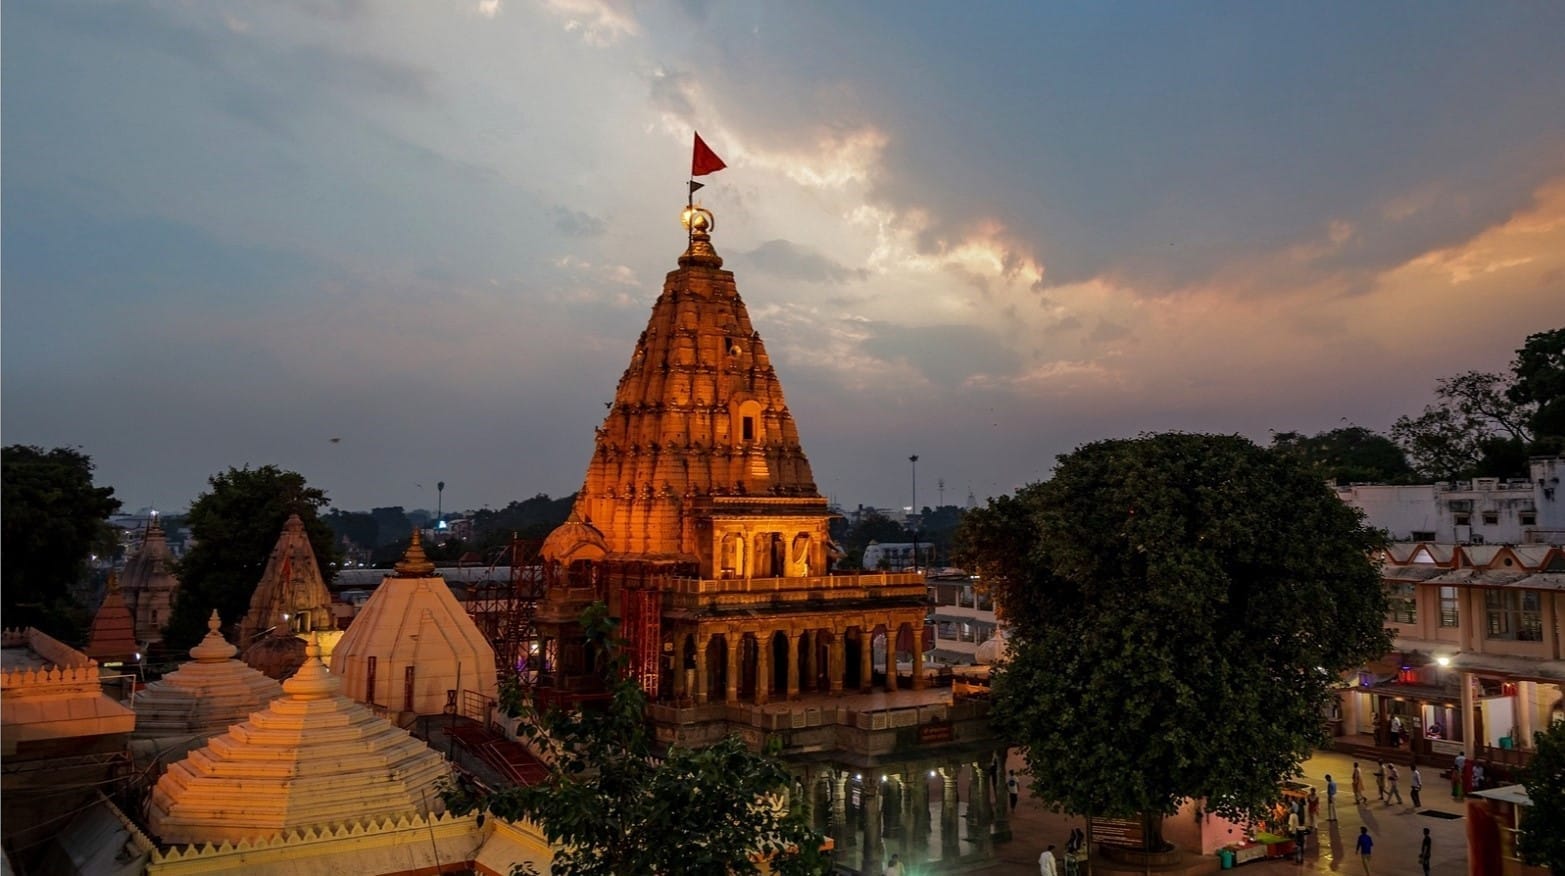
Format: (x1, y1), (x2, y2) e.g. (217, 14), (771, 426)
(1452, 752), (1466, 799)
(1355, 827), (1374, 875)
(1307, 786), (1320, 829)
(1373, 761), (1387, 803)
(1410, 764), (1423, 810)
(1325, 774), (1339, 821)
(1008, 770), (1021, 811)
(1039, 844), (1058, 876)
(1390, 715), (1404, 747)
(1385, 762), (1403, 805)
(1352, 762), (1367, 805)
(1418, 827), (1432, 876)
(1288, 807), (1307, 863)
(885, 853), (904, 876)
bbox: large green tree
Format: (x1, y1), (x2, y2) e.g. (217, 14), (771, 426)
(1517, 720), (1565, 873)
(166, 465), (338, 649)
(956, 433), (1391, 847)
(1509, 327), (1565, 453)
(1, 446), (122, 639)
(1392, 371), (1534, 481)
(1270, 426), (1415, 485)
(446, 604), (826, 876)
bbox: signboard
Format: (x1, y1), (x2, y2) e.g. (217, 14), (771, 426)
(918, 722), (955, 744)
(1089, 816), (1145, 849)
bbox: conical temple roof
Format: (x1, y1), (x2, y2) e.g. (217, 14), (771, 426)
(147, 637), (451, 845)
(333, 532), (498, 714)
(120, 519), (180, 644)
(84, 575), (138, 662)
(133, 611), (282, 739)
(551, 208), (821, 560)
(237, 514), (333, 645)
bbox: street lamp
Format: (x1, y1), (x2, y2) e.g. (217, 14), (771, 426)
(909, 455), (920, 571)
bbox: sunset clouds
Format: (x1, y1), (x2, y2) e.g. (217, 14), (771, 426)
(4, 2), (1562, 511)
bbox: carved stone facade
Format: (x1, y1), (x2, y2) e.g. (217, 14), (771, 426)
(535, 212), (1001, 875)
(121, 519), (180, 645)
(236, 514), (335, 646)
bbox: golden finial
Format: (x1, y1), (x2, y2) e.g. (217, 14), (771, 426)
(190, 609), (237, 662)
(394, 526), (437, 577)
(679, 204), (723, 268)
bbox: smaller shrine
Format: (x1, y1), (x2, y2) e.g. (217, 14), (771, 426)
(333, 529), (499, 718)
(148, 636), (461, 843)
(236, 514), (334, 646)
(132, 611), (281, 756)
(85, 574), (139, 664)
(120, 517), (181, 645)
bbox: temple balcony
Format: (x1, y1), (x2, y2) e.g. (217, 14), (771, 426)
(663, 571), (926, 611)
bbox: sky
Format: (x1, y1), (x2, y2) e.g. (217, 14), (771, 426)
(4, 1), (1565, 516)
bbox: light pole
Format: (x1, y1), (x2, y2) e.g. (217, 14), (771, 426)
(909, 455), (920, 571)
(436, 481), (445, 525)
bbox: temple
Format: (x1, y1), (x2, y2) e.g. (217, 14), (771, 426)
(120, 518), (180, 645)
(85, 574), (138, 664)
(236, 514), (335, 645)
(533, 204), (1004, 874)
(333, 529), (499, 718)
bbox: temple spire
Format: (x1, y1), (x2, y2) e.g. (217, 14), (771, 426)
(679, 204), (722, 268)
(393, 527), (436, 577)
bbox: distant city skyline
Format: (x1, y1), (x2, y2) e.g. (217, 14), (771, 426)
(5, 3), (1564, 513)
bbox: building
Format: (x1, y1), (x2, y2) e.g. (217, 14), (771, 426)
(119, 518), (181, 646)
(531, 204), (1005, 875)
(1, 628), (137, 872)
(1334, 456), (1565, 544)
(332, 530), (499, 718)
(926, 569), (999, 664)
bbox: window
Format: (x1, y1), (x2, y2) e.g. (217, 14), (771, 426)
(1438, 587), (1459, 627)
(1520, 512), (1537, 526)
(1455, 514), (1471, 526)
(1411, 531), (1436, 542)
(742, 416), (755, 441)
(1482, 511), (1499, 526)
(1388, 582), (1417, 624)
(1485, 590), (1544, 642)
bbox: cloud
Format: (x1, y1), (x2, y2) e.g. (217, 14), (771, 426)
(739, 240), (867, 284)
(476, 0), (502, 19)
(551, 206), (607, 237)
(541, 0), (638, 46)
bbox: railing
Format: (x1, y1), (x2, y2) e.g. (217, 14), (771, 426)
(663, 571), (926, 610)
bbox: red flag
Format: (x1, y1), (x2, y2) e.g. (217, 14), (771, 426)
(692, 131), (727, 177)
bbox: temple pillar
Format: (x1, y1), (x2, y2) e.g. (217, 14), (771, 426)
(755, 630), (771, 705)
(829, 630), (845, 694)
(727, 633), (742, 705)
(885, 623), (899, 693)
(861, 779), (884, 876)
(694, 635), (709, 704)
(912, 764), (932, 863)
(971, 762), (993, 854)
(911, 628), (926, 690)
(1461, 670), (1476, 759)
(786, 631), (801, 698)
(832, 772), (852, 858)
(991, 748), (1012, 841)
(673, 636), (687, 701)
(859, 629), (874, 693)
(801, 630), (815, 692)
(939, 765), (960, 860)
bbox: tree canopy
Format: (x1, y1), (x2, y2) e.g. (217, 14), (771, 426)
(1269, 426), (1415, 485)
(1, 445), (122, 639)
(1509, 327), (1565, 453)
(955, 433), (1390, 837)
(1392, 327), (1565, 481)
(445, 603), (826, 876)
(166, 465), (338, 649)
(1517, 719), (1565, 873)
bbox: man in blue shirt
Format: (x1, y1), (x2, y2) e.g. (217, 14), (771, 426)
(1325, 774), (1338, 821)
(1355, 826), (1374, 875)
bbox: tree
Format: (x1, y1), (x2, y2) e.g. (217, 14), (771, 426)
(323, 509), (379, 551)
(1, 446), (122, 640)
(1509, 327), (1565, 452)
(1269, 426), (1415, 485)
(1517, 720), (1565, 873)
(166, 465), (338, 648)
(956, 433), (1391, 847)
(1393, 371), (1535, 481)
(445, 603), (826, 876)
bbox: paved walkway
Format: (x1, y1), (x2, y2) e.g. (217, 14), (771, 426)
(969, 749), (1466, 875)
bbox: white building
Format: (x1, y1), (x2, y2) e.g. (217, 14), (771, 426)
(1335, 456), (1564, 544)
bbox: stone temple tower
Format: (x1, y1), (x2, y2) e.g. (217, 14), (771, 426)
(534, 201), (1003, 876)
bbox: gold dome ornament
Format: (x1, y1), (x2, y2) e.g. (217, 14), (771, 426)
(679, 204), (723, 268)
